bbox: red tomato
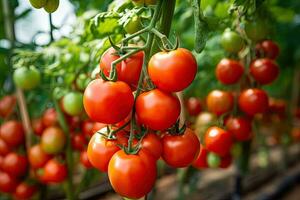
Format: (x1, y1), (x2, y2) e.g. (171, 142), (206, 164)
(81, 120), (94, 138)
(0, 120), (24, 148)
(226, 117), (252, 141)
(42, 159), (67, 183)
(256, 40), (280, 59)
(83, 79), (134, 124)
(204, 126), (233, 156)
(3, 152), (28, 177)
(108, 149), (157, 199)
(220, 154), (232, 169)
(14, 182), (37, 199)
(250, 58), (279, 85)
(41, 126), (66, 154)
(148, 48), (197, 92)
(114, 112), (131, 132)
(0, 138), (10, 156)
(91, 122), (107, 134)
(28, 144), (52, 169)
(292, 127), (300, 142)
(80, 150), (93, 168)
(87, 131), (120, 172)
(32, 118), (45, 136)
(206, 90), (234, 116)
(71, 132), (87, 151)
(186, 97), (202, 116)
(136, 89), (180, 130)
(66, 115), (81, 131)
(269, 98), (286, 117)
(0, 171), (18, 193)
(216, 58), (244, 85)
(100, 47), (144, 88)
(141, 133), (162, 160)
(238, 88), (269, 116)
(0, 155), (3, 170)
(42, 108), (57, 127)
(162, 128), (200, 168)
(0, 95), (16, 118)
(192, 144), (209, 169)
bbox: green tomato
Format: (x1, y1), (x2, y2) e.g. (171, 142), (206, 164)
(220, 29), (244, 53)
(29, 0), (47, 8)
(124, 15), (142, 34)
(244, 20), (268, 42)
(62, 92), (83, 116)
(41, 126), (66, 154)
(207, 152), (221, 168)
(44, 0), (59, 13)
(76, 74), (91, 91)
(132, 0), (156, 6)
(13, 66), (41, 90)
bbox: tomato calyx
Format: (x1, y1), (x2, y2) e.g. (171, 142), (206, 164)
(151, 28), (179, 52)
(167, 120), (186, 136)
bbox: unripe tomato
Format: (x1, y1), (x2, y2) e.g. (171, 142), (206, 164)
(32, 118), (45, 136)
(100, 47), (144, 88)
(186, 97), (202, 116)
(42, 159), (67, 183)
(83, 79), (134, 124)
(13, 66), (40, 90)
(0, 138), (10, 156)
(244, 20), (268, 42)
(62, 92), (84, 116)
(0, 120), (24, 148)
(192, 144), (209, 169)
(216, 58), (244, 85)
(2, 153), (28, 177)
(44, 0), (59, 13)
(204, 126), (233, 156)
(124, 15), (142, 34)
(148, 48), (197, 92)
(108, 149), (157, 199)
(256, 40), (280, 59)
(41, 126), (66, 154)
(207, 152), (221, 168)
(162, 128), (200, 168)
(71, 132), (87, 151)
(42, 108), (57, 127)
(14, 182), (37, 199)
(238, 88), (269, 116)
(28, 144), (52, 169)
(226, 117), (252, 141)
(87, 130), (120, 172)
(141, 133), (163, 160)
(220, 30), (244, 53)
(29, 0), (47, 8)
(250, 58), (279, 85)
(206, 90), (234, 116)
(76, 74), (91, 91)
(0, 95), (16, 118)
(0, 171), (18, 193)
(195, 112), (217, 136)
(132, 0), (156, 6)
(136, 89), (181, 130)
(80, 150), (93, 168)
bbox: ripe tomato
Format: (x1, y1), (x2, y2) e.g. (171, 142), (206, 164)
(148, 48), (197, 92)
(206, 90), (234, 116)
(28, 144), (51, 169)
(42, 108), (57, 127)
(238, 88), (269, 116)
(32, 118), (45, 136)
(91, 122), (107, 134)
(81, 120), (94, 138)
(108, 149), (157, 199)
(0, 95), (16, 118)
(71, 132), (87, 151)
(87, 131), (120, 172)
(0, 171), (18, 193)
(13, 66), (41, 90)
(0, 120), (24, 147)
(256, 40), (280, 59)
(192, 144), (209, 169)
(84, 79), (134, 124)
(42, 159), (67, 183)
(204, 126), (233, 156)
(220, 30), (244, 53)
(244, 20), (268, 42)
(269, 98), (286, 117)
(14, 182), (37, 199)
(226, 117), (252, 141)
(100, 47), (144, 88)
(186, 97), (202, 116)
(80, 150), (93, 168)
(0, 138), (10, 156)
(141, 133), (162, 160)
(216, 58), (244, 85)
(250, 58), (279, 85)
(162, 128), (200, 168)
(220, 154), (232, 168)
(3, 152), (28, 177)
(136, 89), (180, 130)
(62, 92), (84, 116)
(66, 115), (81, 131)
(41, 126), (66, 154)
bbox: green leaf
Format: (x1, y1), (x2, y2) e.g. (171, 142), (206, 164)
(269, 6), (295, 22)
(215, 2), (230, 18)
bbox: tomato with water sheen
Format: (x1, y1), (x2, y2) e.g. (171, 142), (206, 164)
(206, 90), (234, 116)
(216, 58), (244, 85)
(250, 58), (279, 85)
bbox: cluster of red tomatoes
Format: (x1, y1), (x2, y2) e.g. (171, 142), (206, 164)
(83, 47), (201, 199)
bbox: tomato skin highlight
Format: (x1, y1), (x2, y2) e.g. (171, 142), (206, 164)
(250, 58), (279, 85)
(238, 88), (269, 116)
(136, 89), (181, 130)
(216, 58), (244, 85)
(0, 120), (24, 148)
(87, 131), (119, 172)
(204, 126), (233, 157)
(226, 117), (253, 141)
(162, 128), (200, 168)
(83, 79), (134, 124)
(148, 48), (197, 92)
(0, 171), (18, 193)
(14, 182), (37, 199)
(2, 152), (28, 177)
(108, 150), (157, 199)
(206, 90), (234, 116)
(192, 144), (209, 169)
(28, 144), (52, 169)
